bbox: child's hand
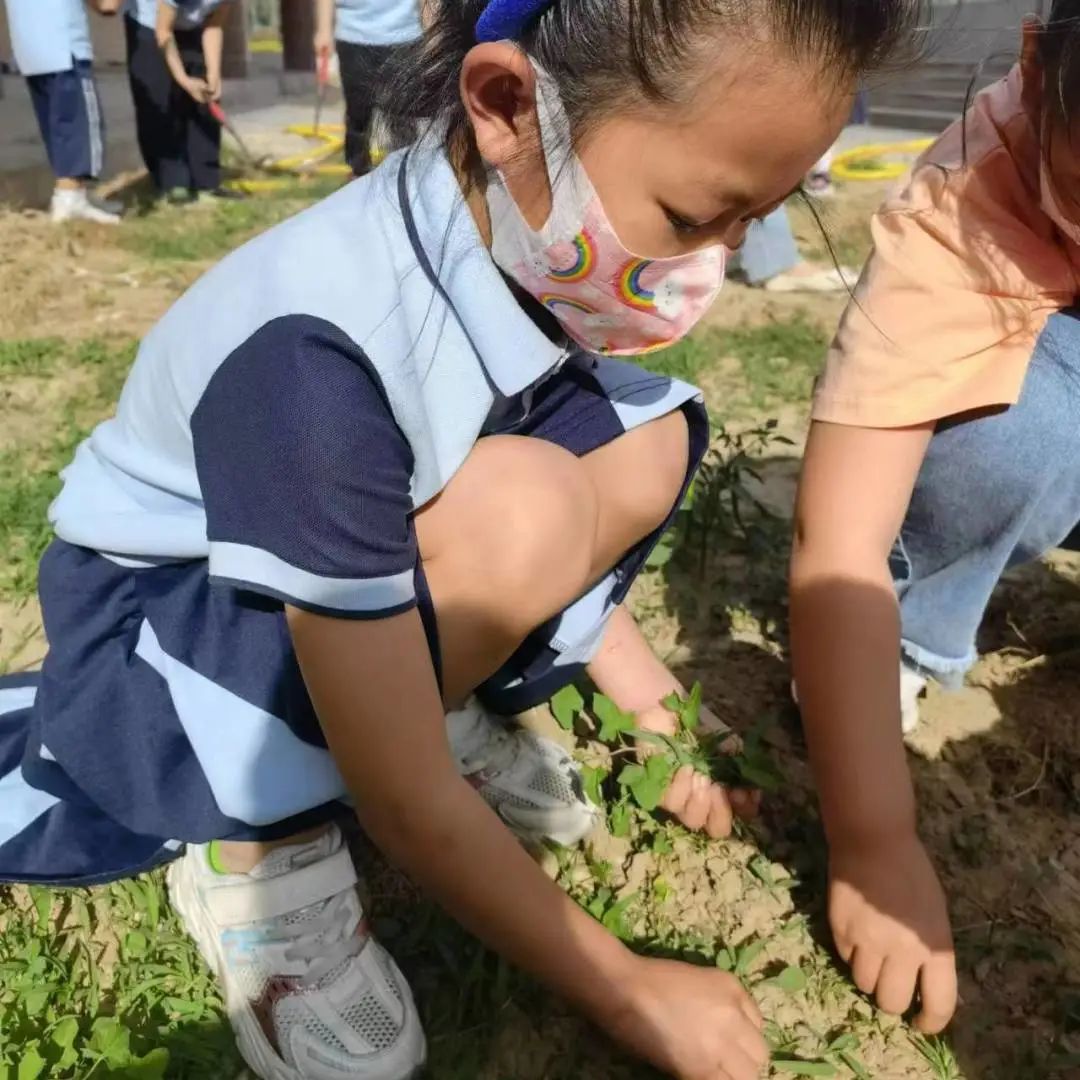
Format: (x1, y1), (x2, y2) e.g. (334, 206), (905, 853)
(602, 956), (768, 1080)
(182, 76), (212, 103)
(829, 831), (957, 1032)
(636, 702), (761, 839)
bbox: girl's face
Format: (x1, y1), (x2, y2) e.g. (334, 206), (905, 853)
(464, 41), (851, 258)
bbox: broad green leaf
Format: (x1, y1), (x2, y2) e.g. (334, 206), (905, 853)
(50, 1017), (79, 1050)
(586, 888), (612, 921)
(580, 764), (608, 808)
(625, 754), (676, 812)
(763, 965), (807, 994)
(90, 1017), (131, 1066)
(651, 830), (673, 854)
(22, 990), (50, 1017)
(550, 684), (584, 731)
(108, 1047), (170, 1079)
(600, 892), (637, 941)
(124, 931), (148, 959)
(682, 682), (702, 731)
(734, 938), (766, 976)
(772, 1060), (837, 1077)
(593, 694), (635, 744)
(16, 1045), (45, 1080)
(714, 947), (735, 972)
(617, 763), (647, 789)
(737, 757), (783, 792)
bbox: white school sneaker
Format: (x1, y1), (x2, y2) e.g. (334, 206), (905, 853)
(49, 186), (121, 225)
(899, 665), (928, 735)
(167, 826), (426, 1080)
(446, 698), (599, 847)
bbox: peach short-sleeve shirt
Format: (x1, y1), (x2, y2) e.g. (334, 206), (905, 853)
(813, 67), (1080, 429)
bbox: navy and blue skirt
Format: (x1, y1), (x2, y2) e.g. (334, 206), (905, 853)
(0, 363), (706, 886)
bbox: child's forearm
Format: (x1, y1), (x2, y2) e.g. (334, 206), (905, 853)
(289, 606), (640, 1023)
(587, 604), (682, 714)
(202, 18), (225, 88)
(155, 4), (188, 85)
(789, 546), (917, 845)
(314, 0), (335, 43)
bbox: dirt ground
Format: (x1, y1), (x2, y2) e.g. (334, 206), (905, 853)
(1, 174), (1079, 1080)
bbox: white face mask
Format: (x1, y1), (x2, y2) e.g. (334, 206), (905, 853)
(485, 65), (727, 357)
(1040, 160), (1080, 245)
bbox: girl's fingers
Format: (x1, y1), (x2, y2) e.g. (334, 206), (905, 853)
(739, 990), (765, 1030)
(679, 772), (712, 830)
(660, 765), (695, 813)
(851, 946), (885, 997)
(705, 786), (733, 838)
(875, 954), (920, 1016)
(915, 951), (959, 1035)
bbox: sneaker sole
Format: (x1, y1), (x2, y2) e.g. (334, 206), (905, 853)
(168, 856), (427, 1080)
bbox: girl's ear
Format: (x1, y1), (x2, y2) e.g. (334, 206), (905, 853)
(1019, 15), (1044, 127)
(460, 43), (541, 170)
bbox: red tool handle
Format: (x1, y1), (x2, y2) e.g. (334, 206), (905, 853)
(208, 101), (226, 125)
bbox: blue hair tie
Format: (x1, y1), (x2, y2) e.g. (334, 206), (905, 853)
(475, 0), (557, 42)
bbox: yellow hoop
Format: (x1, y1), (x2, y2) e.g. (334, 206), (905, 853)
(830, 138), (934, 182)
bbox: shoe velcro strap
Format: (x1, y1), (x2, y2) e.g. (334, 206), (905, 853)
(206, 845), (359, 927)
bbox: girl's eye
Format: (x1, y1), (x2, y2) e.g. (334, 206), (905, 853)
(663, 207), (702, 235)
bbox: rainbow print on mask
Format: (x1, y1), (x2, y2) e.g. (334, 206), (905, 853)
(546, 230), (596, 283)
(540, 294), (598, 318)
(619, 258), (658, 310)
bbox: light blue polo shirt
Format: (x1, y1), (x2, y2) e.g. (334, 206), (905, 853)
(5, 0), (92, 77)
(335, 0), (421, 47)
(50, 140), (698, 628)
(124, 0), (231, 31)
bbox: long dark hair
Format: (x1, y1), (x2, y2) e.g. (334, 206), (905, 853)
(378, 0), (929, 189)
(1039, 0), (1080, 143)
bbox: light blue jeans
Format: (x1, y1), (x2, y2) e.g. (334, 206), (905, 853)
(735, 206), (799, 285)
(893, 308), (1080, 683)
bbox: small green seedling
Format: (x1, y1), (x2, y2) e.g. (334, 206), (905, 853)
(762, 965), (808, 994)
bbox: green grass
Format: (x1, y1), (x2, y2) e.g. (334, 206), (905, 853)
(0, 340), (66, 378)
(120, 178), (343, 264)
(0, 337), (137, 600)
(642, 316), (829, 419)
(0, 876), (240, 1079)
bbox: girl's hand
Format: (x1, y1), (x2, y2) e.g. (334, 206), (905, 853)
(637, 702), (761, 839)
(206, 74), (222, 102)
(603, 956), (768, 1080)
(829, 831), (957, 1032)
(182, 75), (212, 103)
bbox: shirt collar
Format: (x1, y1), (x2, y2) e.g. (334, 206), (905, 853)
(395, 141), (568, 397)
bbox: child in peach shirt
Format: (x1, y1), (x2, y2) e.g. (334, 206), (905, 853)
(791, 3), (1080, 1038)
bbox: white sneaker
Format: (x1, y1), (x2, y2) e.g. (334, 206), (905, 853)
(899, 665), (927, 735)
(790, 663), (927, 735)
(50, 186), (121, 225)
(167, 826), (426, 1080)
(446, 699), (599, 847)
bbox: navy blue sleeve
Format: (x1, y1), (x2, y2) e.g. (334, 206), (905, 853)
(191, 315), (417, 618)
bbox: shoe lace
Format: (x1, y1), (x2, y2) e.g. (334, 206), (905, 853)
(279, 888), (366, 986)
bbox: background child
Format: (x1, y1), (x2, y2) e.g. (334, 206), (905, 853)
(3, 0), (122, 223)
(792, 0), (1080, 1038)
(0, 1), (923, 1078)
(313, 0), (423, 175)
(123, 0), (239, 203)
